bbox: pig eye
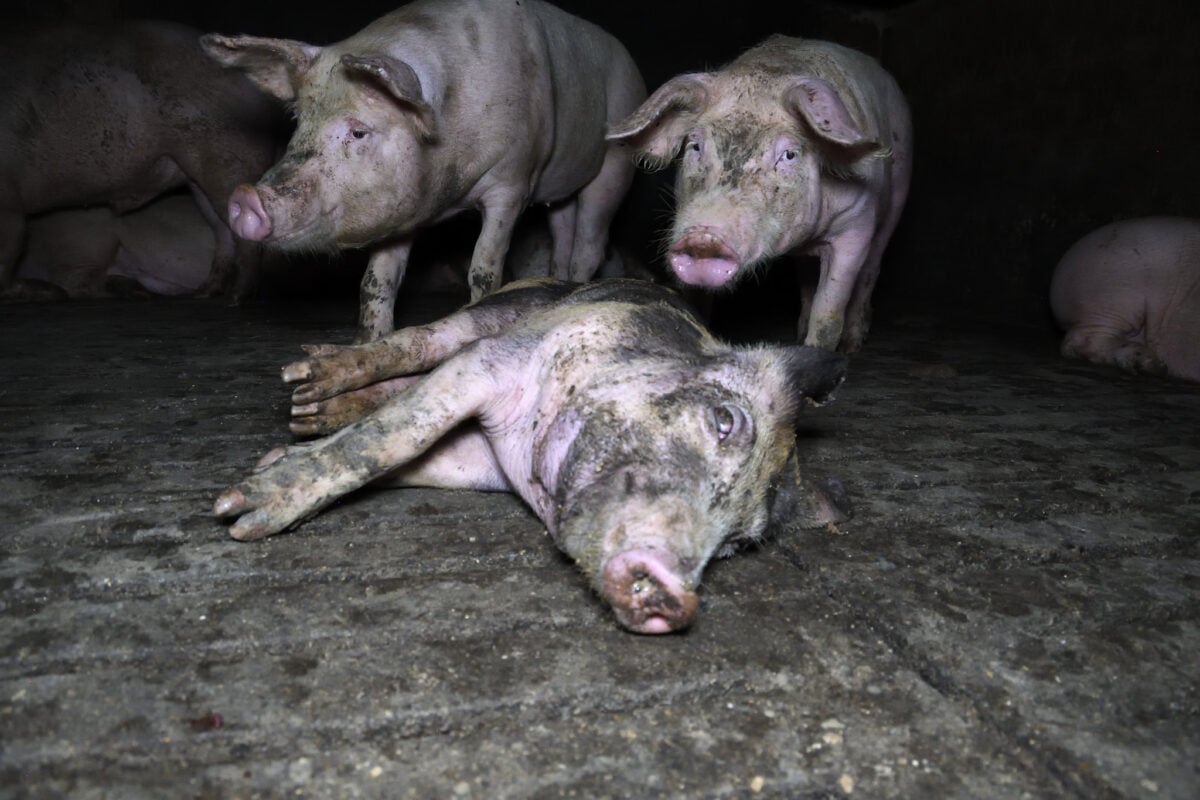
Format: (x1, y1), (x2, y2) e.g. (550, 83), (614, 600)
(777, 149), (798, 165)
(683, 133), (702, 157)
(710, 404), (749, 444)
(351, 128), (370, 140)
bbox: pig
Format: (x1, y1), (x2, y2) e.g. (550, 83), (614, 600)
(0, 20), (284, 301)
(15, 195), (215, 298)
(1050, 216), (1200, 382)
(200, 0), (646, 343)
(606, 35), (913, 353)
(213, 278), (848, 633)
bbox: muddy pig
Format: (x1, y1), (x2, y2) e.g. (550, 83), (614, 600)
(201, 0), (646, 342)
(0, 20), (284, 301)
(1051, 217), (1200, 382)
(213, 278), (848, 633)
(607, 35), (912, 353)
(15, 195), (214, 299)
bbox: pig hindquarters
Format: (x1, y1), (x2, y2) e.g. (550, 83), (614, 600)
(1050, 216), (1200, 382)
(214, 279), (848, 633)
(608, 35), (912, 353)
(202, 0), (646, 342)
(0, 21), (282, 301)
(16, 196), (214, 298)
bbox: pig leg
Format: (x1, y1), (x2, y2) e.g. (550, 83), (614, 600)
(841, 250), (882, 354)
(357, 239), (414, 342)
(258, 421), (508, 491)
(565, 149), (635, 283)
(285, 277), (573, 409)
(214, 345), (498, 540)
(804, 227), (875, 352)
(1060, 325), (1168, 375)
(189, 183), (240, 299)
(290, 375), (422, 437)
(546, 201), (578, 281)
(467, 192), (526, 301)
(843, 180), (910, 352)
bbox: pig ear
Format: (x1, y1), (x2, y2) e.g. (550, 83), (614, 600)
(606, 74), (712, 170)
(784, 78), (879, 152)
(200, 34), (320, 103)
(780, 345), (849, 408)
(341, 54), (437, 143)
(768, 449), (853, 532)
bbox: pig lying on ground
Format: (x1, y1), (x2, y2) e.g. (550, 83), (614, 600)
(607, 35), (912, 353)
(214, 278), (848, 633)
(0, 21), (283, 301)
(14, 195), (214, 299)
(202, 0), (646, 342)
(1050, 216), (1200, 382)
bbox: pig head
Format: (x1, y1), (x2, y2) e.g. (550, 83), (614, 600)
(201, 0), (645, 342)
(213, 278), (848, 633)
(607, 35), (912, 353)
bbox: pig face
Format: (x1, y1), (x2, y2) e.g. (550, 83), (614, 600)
(609, 69), (882, 289)
(547, 350), (820, 633)
(203, 36), (439, 251)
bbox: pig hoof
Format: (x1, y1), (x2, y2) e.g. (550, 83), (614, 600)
(213, 487), (249, 518)
(254, 447), (289, 471)
(282, 361), (312, 383)
(602, 550), (699, 634)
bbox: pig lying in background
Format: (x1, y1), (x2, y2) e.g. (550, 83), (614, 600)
(608, 35), (912, 353)
(214, 279), (848, 633)
(0, 21), (283, 301)
(1050, 217), (1200, 382)
(15, 195), (214, 299)
(202, 0), (646, 342)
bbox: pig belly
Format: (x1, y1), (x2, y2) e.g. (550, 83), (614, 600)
(1050, 217), (1200, 381)
(374, 423), (511, 492)
(108, 196), (214, 295)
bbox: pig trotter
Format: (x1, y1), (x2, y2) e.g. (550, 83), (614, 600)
(290, 376), (422, 437)
(214, 442), (369, 540)
(284, 343), (384, 404)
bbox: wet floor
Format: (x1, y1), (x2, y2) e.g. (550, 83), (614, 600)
(1, 292), (1197, 799)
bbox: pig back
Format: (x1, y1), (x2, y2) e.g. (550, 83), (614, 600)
(348, 0), (643, 203)
(525, 0), (646, 194)
(1, 20), (281, 214)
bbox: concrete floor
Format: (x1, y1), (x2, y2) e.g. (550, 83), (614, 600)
(1, 290), (1197, 799)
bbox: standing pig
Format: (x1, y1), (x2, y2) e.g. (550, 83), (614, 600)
(16, 195), (215, 298)
(201, 0), (646, 342)
(0, 21), (283, 301)
(607, 35), (912, 353)
(213, 278), (848, 633)
(1050, 217), (1200, 382)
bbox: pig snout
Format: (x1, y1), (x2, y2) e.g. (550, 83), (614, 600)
(228, 184), (272, 242)
(601, 549), (700, 634)
(668, 228), (741, 288)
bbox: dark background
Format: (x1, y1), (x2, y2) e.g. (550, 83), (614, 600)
(6, 0), (1199, 335)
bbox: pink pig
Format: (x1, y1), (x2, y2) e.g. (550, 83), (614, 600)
(608, 35), (912, 353)
(1051, 217), (1200, 382)
(202, 0), (645, 342)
